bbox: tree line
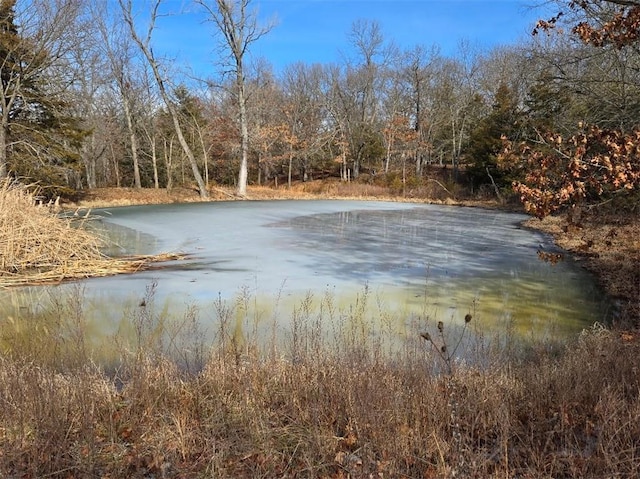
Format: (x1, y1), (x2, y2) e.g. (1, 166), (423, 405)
(0, 0), (638, 212)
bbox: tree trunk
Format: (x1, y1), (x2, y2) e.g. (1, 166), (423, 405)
(84, 156), (96, 189)
(288, 147), (293, 188)
(196, 0), (274, 197)
(120, 0), (208, 198)
(385, 136), (392, 173)
(169, 97), (208, 196)
(257, 157), (261, 185)
(197, 129), (209, 187)
(164, 137), (173, 190)
(237, 78), (249, 197)
(82, 135), (99, 189)
(123, 96), (142, 188)
(151, 136), (159, 188)
(342, 152), (348, 181)
(0, 120), (8, 179)
(0, 91), (14, 178)
(110, 144), (121, 187)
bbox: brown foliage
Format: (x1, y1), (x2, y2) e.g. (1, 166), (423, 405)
(534, 1), (640, 49)
(573, 3), (640, 48)
(500, 126), (640, 218)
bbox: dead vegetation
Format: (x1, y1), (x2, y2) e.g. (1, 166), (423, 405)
(69, 179), (503, 209)
(0, 291), (638, 478)
(0, 180), (104, 270)
(0, 180), (185, 287)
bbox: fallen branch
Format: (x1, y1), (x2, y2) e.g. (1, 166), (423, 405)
(426, 178), (455, 198)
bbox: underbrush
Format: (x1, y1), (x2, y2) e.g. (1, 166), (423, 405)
(0, 285), (638, 478)
(294, 172), (467, 202)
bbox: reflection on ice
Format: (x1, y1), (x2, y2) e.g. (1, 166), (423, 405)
(0, 200), (613, 345)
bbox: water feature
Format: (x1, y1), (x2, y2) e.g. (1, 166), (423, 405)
(0, 200), (613, 352)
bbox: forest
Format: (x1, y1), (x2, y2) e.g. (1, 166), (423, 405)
(0, 0), (638, 216)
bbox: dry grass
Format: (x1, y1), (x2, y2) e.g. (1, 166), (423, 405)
(73, 186), (214, 208)
(0, 293), (638, 478)
(69, 167), (476, 209)
(68, 181), (504, 209)
(0, 180), (104, 272)
(0, 180), (186, 287)
(68, 183), (394, 207)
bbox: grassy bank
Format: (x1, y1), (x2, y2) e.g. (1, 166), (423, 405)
(0, 302), (638, 478)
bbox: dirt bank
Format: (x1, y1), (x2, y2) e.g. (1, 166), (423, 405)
(525, 212), (639, 327)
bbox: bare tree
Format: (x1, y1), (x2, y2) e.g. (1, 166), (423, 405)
(197, 0), (274, 197)
(410, 46), (439, 174)
(96, 1), (145, 188)
(428, 43), (484, 177)
(138, 68), (163, 189)
(279, 62), (327, 187)
(337, 19), (391, 178)
(63, 2), (109, 189)
(347, 19), (386, 125)
(118, 0), (209, 198)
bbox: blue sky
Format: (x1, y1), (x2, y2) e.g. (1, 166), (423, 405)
(147, 0), (551, 77)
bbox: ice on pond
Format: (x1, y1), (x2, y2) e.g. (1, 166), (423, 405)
(1, 200), (614, 346)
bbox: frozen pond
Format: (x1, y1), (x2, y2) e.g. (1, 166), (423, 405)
(1, 200), (613, 347)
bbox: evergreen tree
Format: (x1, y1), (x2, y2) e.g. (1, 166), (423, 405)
(467, 83), (523, 190)
(0, 0), (86, 196)
(0, 0), (22, 179)
(524, 72), (574, 134)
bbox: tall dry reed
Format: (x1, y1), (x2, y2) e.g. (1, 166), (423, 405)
(0, 179), (186, 287)
(0, 179), (104, 275)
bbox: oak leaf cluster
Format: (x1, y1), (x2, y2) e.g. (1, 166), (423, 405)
(500, 126), (640, 218)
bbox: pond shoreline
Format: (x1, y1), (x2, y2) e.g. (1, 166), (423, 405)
(2, 186), (638, 478)
(69, 186), (638, 328)
(524, 213), (639, 328)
